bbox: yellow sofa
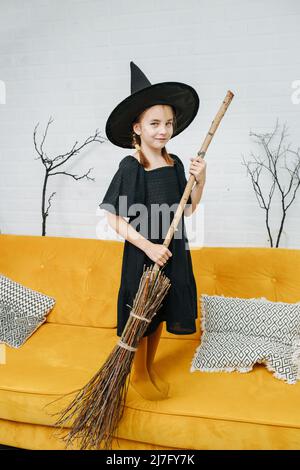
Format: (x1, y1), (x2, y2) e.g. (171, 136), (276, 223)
(0, 233), (300, 450)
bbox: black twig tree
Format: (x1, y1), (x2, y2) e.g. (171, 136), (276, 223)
(33, 116), (105, 235)
(242, 120), (300, 247)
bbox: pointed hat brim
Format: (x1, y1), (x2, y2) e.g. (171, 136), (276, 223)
(105, 79), (200, 149)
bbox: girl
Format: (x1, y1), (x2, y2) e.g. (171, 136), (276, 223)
(99, 62), (206, 400)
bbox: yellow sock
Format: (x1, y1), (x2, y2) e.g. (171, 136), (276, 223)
(130, 336), (166, 401)
(0, 343), (6, 365)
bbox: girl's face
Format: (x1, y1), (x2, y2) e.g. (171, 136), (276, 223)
(133, 105), (174, 150)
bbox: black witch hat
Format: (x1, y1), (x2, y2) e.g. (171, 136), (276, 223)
(105, 61), (200, 149)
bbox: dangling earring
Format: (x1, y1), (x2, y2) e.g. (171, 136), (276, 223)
(132, 132), (141, 151)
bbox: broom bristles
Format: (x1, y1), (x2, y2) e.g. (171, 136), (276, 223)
(45, 264), (171, 450)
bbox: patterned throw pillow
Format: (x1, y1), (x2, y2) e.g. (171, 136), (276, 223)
(191, 294), (300, 384)
(0, 275), (55, 348)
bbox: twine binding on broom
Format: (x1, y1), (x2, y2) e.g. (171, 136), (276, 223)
(117, 340), (137, 352)
(130, 310), (154, 323)
(117, 311), (156, 351)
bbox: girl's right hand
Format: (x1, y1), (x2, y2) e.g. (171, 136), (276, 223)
(143, 242), (172, 267)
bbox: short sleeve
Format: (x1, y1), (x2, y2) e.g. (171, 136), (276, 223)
(99, 156), (144, 217)
(171, 154), (192, 205)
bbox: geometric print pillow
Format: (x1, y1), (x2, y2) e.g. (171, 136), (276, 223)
(0, 274), (56, 348)
(190, 294), (300, 385)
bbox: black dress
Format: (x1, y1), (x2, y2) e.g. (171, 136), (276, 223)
(99, 154), (198, 337)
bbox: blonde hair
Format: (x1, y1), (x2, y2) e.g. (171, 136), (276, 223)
(131, 106), (177, 169)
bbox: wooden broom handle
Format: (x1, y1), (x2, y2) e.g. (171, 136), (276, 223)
(154, 90), (234, 271)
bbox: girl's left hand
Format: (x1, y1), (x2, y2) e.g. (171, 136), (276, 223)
(189, 156), (207, 186)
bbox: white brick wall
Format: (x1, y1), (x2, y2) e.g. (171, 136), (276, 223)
(0, 0), (300, 247)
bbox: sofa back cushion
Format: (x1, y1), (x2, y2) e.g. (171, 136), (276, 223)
(1, 236), (300, 334)
(0, 234), (123, 328)
(162, 246), (300, 340)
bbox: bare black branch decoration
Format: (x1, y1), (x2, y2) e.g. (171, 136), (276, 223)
(242, 120), (300, 247)
(33, 116), (106, 235)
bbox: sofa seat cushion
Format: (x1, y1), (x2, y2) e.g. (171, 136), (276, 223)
(120, 338), (300, 449)
(0, 418), (175, 450)
(1, 324), (300, 449)
(0, 323), (118, 424)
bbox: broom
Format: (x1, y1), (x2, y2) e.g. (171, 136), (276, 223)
(44, 90), (234, 450)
